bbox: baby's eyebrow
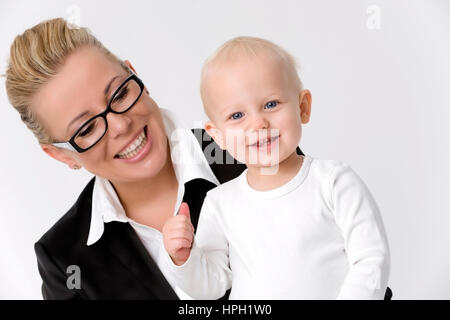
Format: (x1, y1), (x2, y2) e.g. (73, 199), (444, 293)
(219, 104), (242, 116)
(220, 108), (238, 119)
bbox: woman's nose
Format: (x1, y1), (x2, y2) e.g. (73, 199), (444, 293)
(106, 112), (132, 138)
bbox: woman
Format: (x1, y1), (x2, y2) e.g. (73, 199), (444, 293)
(5, 18), (248, 299)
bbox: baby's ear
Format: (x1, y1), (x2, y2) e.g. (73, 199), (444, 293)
(205, 121), (226, 150)
(299, 89), (312, 124)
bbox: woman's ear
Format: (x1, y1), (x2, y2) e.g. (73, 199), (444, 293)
(124, 60), (137, 74)
(204, 121), (226, 150)
(40, 144), (81, 170)
(124, 60), (150, 95)
(299, 89), (312, 124)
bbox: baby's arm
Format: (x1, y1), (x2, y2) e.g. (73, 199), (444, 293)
(162, 199), (232, 299)
(330, 164), (390, 299)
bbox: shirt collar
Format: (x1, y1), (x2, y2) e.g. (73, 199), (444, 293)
(87, 108), (219, 246)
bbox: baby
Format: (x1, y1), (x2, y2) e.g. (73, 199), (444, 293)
(162, 37), (390, 299)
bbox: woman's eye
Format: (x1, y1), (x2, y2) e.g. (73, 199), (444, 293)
(78, 122), (96, 137)
(112, 86), (129, 103)
(264, 100), (278, 109)
(230, 112), (244, 120)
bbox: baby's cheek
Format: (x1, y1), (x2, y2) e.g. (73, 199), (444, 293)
(293, 122), (302, 144)
(224, 133), (247, 163)
(279, 119), (302, 156)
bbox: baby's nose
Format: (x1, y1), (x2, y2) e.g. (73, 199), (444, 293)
(249, 115), (269, 130)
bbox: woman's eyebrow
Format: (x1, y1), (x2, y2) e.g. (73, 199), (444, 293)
(104, 75), (121, 96)
(66, 75), (123, 134)
(66, 110), (89, 134)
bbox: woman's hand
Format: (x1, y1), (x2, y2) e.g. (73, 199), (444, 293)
(162, 202), (194, 266)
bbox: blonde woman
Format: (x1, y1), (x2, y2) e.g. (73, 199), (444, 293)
(4, 18), (253, 299)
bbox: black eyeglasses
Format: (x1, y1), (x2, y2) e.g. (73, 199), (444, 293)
(52, 73), (145, 153)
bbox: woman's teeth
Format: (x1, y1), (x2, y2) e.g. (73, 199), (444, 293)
(116, 129), (147, 159)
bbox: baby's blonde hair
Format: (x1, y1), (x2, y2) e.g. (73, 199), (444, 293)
(200, 36), (303, 105)
(5, 17), (127, 144)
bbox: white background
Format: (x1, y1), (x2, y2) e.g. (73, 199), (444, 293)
(0, 0), (449, 299)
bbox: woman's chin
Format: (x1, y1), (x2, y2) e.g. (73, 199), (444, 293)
(116, 139), (168, 181)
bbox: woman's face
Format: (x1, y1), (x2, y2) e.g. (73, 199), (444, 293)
(34, 46), (169, 184)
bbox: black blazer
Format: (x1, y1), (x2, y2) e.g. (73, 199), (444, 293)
(34, 129), (249, 299)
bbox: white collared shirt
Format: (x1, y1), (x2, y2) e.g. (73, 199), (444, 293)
(87, 108), (219, 299)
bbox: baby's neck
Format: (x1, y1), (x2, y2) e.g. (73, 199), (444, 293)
(246, 151), (304, 191)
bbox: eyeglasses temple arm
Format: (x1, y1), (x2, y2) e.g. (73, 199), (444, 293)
(52, 142), (77, 152)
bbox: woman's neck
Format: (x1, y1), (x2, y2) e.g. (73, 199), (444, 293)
(246, 150), (304, 191)
(110, 143), (178, 218)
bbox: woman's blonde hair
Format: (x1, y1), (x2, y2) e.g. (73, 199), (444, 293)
(5, 17), (127, 144)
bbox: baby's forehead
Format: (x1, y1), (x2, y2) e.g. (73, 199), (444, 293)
(204, 47), (290, 75)
(201, 52), (296, 116)
(201, 50), (299, 100)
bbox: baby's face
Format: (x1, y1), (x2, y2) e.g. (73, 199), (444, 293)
(203, 53), (311, 168)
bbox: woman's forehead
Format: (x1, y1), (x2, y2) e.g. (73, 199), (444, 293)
(32, 47), (126, 139)
(59, 46), (123, 87)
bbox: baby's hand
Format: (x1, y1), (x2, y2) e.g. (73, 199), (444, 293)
(162, 202), (195, 266)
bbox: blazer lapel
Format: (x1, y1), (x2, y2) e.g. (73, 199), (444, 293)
(103, 221), (179, 300)
(94, 178), (223, 299)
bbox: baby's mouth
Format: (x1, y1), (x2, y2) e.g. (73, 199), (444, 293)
(114, 126), (148, 159)
(249, 135), (280, 148)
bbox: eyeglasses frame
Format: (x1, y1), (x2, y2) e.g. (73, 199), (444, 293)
(52, 72), (145, 153)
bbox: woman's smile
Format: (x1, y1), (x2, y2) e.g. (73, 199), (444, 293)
(114, 125), (152, 162)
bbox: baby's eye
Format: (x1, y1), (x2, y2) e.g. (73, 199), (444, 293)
(264, 100), (278, 109)
(230, 112), (244, 120)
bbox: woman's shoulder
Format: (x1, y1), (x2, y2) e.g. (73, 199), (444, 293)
(36, 177), (96, 252)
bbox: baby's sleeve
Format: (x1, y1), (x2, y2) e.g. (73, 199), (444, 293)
(330, 163), (391, 300)
(164, 194), (232, 299)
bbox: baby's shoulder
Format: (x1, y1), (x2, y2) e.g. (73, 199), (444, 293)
(204, 171), (247, 209)
(308, 156), (350, 178)
(206, 172), (244, 199)
(308, 156), (365, 191)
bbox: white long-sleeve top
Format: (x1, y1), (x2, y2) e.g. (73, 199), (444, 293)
(165, 155), (390, 299)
